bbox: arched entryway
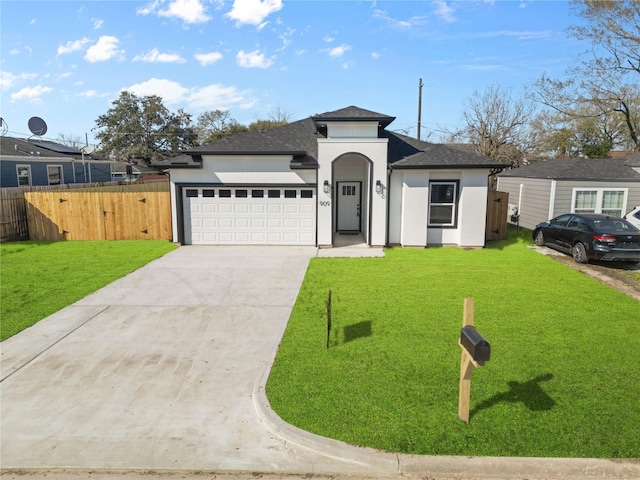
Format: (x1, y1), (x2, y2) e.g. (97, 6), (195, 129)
(331, 153), (372, 245)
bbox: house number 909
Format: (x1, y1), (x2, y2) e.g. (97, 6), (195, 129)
(319, 201), (331, 207)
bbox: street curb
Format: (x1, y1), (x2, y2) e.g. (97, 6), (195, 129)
(254, 352), (640, 480)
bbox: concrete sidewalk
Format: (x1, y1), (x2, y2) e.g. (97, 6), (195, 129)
(2, 245), (638, 479)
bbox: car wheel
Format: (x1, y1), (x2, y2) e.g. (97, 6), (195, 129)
(571, 242), (588, 264)
(534, 230), (545, 246)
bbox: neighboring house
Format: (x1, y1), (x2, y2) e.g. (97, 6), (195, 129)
(0, 136), (112, 188)
(159, 106), (504, 247)
(497, 154), (640, 230)
(111, 160), (165, 181)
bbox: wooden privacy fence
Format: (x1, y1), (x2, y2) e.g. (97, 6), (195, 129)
(1, 188), (29, 242)
(23, 182), (171, 241)
(485, 191), (509, 241)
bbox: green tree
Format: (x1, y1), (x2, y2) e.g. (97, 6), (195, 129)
(94, 91), (197, 164)
(196, 110), (248, 144)
(248, 106), (292, 132)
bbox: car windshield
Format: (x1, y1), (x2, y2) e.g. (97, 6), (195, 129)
(591, 218), (639, 233)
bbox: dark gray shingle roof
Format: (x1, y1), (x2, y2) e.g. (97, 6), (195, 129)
(160, 106), (504, 170)
(311, 105), (396, 128)
(498, 157), (640, 181)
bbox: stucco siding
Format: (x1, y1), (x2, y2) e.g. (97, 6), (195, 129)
(391, 169), (489, 248)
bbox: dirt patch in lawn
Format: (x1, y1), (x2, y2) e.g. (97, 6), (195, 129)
(532, 245), (640, 302)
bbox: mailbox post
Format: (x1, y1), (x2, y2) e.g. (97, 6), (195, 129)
(458, 297), (490, 423)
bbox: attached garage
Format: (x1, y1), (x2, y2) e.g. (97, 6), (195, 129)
(183, 186), (316, 245)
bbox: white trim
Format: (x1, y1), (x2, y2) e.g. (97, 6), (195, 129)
(16, 164), (32, 186)
(548, 180), (556, 220)
(427, 180), (458, 227)
(46, 164), (64, 185)
(570, 187), (628, 216)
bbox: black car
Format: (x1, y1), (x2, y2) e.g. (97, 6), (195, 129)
(533, 213), (640, 264)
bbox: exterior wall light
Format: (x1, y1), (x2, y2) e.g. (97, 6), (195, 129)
(376, 180), (383, 194)
(323, 180), (330, 194)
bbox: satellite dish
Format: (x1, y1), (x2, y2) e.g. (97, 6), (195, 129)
(81, 145), (96, 154)
(28, 116), (48, 136)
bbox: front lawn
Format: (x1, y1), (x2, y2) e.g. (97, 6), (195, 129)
(267, 239), (640, 458)
(0, 240), (177, 341)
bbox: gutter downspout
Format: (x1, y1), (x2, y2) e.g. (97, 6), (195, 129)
(386, 165), (392, 247)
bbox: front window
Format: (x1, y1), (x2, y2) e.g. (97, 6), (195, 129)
(428, 181), (458, 227)
(16, 165), (31, 186)
(47, 165), (63, 185)
(572, 188), (626, 216)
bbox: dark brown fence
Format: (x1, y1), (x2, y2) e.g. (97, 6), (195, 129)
(486, 191), (509, 241)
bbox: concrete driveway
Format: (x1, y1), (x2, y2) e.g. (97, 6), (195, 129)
(2, 245), (638, 479)
(0, 246), (393, 474)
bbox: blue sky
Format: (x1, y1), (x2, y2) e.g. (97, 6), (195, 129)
(1, 0), (587, 145)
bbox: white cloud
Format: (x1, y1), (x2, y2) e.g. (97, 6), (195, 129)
(57, 37), (90, 56)
(476, 30), (552, 41)
(133, 48), (186, 63)
(372, 9), (429, 29)
(277, 27), (295, 51)
(194, 51), (223, 66)
(323, 35), (335, 43)
(10, 85), (53, 103)
(371, 51), (381, 59)
(1, 71), (38, 90)
(93, 19), (104, 29)
(186, 83), (256, 110)
(138, 0), (211, 24)
(328, 44), (351, 58)
(78, 90), (98, 98)
(122, 77), (257, 111)
(433, 1), (456, 23)
(227, 0), (282, 26)
(236, 49), (273, 68)
(124, 78), (188, 104)
(85, 36), (124, 62)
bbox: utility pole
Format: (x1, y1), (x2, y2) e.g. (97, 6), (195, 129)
(417, 78), (423, 141)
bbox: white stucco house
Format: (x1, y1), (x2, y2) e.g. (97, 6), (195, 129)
(161, 106), (504, 248)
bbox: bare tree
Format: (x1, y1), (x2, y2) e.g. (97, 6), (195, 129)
(57, 133), (84, 149)
(532, 1), (640, 151)
(452, 85), (535, 166)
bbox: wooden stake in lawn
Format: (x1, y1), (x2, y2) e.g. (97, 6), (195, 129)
(326, 289), (332, 349)
(458, 297), (490, 423)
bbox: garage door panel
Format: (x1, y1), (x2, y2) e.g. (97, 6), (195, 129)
(283, 218), (298, 228)
(184, 187), (315, 245)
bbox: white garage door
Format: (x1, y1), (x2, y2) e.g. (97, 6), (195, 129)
(183, 186), (316, 245)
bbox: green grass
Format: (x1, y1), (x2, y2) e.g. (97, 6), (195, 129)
(267, 238), (640, 458)
(0, 240), (177, 341)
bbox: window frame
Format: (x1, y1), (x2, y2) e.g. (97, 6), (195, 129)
(16, 164), (32, 186)
(427, 180), (459, 228)
(571, 188), (628, 217)
(46, 164), (64, 185)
